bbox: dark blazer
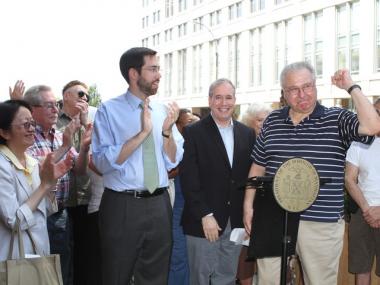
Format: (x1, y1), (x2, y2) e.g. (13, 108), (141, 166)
(180, 114), (255, 238)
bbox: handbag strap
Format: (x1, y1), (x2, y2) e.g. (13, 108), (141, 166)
(7, 220), (19, 260)
(7, 216), (39, 259)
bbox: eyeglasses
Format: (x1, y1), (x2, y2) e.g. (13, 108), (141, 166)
(33, 102), (60, 109)
(142, 65), (161, 74)
(78, 91), (90, 102)
(12, 120), (36, 130)
(283, 83), (315, 97)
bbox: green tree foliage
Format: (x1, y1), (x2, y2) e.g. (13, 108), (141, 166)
(88, 84), (102, 107)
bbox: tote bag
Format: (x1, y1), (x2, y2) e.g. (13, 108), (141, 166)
(0, 219), (63, 285)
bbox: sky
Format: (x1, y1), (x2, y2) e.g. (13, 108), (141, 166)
(0, 0), (140, 102)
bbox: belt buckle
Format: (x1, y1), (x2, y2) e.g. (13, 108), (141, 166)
(134, 191), (142, 199)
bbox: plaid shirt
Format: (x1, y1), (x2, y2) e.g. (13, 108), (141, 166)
(27, 125), (76, 209)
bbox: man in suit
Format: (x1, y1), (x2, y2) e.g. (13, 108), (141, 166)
(180, 78), (256, 285)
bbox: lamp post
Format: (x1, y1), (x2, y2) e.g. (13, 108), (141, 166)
(193, 19), (219, 79)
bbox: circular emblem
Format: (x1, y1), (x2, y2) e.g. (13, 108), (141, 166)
(273, 158), (319, 213)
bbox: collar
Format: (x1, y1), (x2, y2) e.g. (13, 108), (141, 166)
(35, 124), (56, 137)
(210, 112), (234, 128)
(58, 110), (72, 122)
(126, 90), (153, 111)
(279, 102), (324, 122)
(0, 145), (37, 173)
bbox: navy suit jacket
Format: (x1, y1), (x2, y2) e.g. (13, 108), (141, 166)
(180, 114), (255, 237)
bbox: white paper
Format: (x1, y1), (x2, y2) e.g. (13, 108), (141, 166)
(25, 254), (41, 258)
(229, 228), (250, 246)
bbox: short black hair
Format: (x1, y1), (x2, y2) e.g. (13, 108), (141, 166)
(119, 47), (157, 84)
(0, 100), (32, 145)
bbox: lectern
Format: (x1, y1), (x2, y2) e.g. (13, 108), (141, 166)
(246, 158), (323, 285)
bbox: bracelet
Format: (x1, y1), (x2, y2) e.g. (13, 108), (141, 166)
(162, 130), (171, 138)
(347, 84), (361, 95)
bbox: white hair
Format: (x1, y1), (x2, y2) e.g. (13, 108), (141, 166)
(240, 103), (272, 126)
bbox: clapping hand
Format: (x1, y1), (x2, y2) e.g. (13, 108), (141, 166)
(40, 152), (74, 190)
(162, 102), (179, 133)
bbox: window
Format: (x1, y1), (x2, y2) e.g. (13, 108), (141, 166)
(165, 29), (173, 42)
(178, 0), (187, 12)
(192, 45), (203, 93)
(209, 10), (221, 26)
(249, 28), (263, 86)
(303, 11), (323, 77)
(152, 10), (161, 23)
(236, 2), (242, 17)
(209, 39), (219, 80)
(177, 49), (187, 95)
(165, 0), (174, 17)
(164, 53), (173, 97)
(193, 16), (204, 32)
(229, 5), (235, 20)
(178, 23), (187, 38)
(217, 10), (221, 24)
(229, 2), (242, 20)
(152, 33), (160, 46)
(274, 19), (294, 82)
(251, 0), (265, 13)
(228, 34), (241, 87)
(336, 1), (360, 73)
(142, 38), (149, 47)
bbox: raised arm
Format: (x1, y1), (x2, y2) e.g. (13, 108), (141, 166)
(9, 80), (25, 100)
(331, 69), (380, 135)
(161, 102), (179, 163)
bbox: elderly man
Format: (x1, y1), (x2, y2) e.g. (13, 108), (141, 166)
(180, 78), (255, 285)
(243, 62), (380, 285)
(23, 85), (91, 285)
(92, 47), (184, 285)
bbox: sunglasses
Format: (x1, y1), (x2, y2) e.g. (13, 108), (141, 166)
(12, 120), (37, 130)
(78, 91), (90, 102)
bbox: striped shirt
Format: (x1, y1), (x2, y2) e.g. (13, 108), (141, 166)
(27, 125), (75, 209)
(251, 103), (373, 222)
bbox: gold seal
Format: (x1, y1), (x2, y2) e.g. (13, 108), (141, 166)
(273, 158), (319, 213)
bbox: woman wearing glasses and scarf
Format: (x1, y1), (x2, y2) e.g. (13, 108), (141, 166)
(0, 100), (72, 261)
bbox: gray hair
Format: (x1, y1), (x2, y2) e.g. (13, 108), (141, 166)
(208, 78), (236, 97)
(24, 85), (52, 106)
(280, 61), (316, 88)
(241, 103), (272, 126)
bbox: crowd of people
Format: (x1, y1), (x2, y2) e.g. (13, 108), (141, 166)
(1, 46), (380, 285)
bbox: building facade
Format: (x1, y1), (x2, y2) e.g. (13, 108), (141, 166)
(141, 0), (380, 114)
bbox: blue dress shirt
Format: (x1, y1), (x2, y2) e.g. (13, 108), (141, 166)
(92, 90), (184, 191)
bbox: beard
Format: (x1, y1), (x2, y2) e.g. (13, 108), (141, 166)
(137, 76), (159, 96)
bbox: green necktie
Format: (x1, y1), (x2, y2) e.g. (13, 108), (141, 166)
(140, 102), (159, 193)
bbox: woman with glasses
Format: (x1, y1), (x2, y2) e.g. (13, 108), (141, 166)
(0, 100), (72, 261)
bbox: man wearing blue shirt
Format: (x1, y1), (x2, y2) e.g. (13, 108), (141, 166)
(92, 47), (184, 285)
